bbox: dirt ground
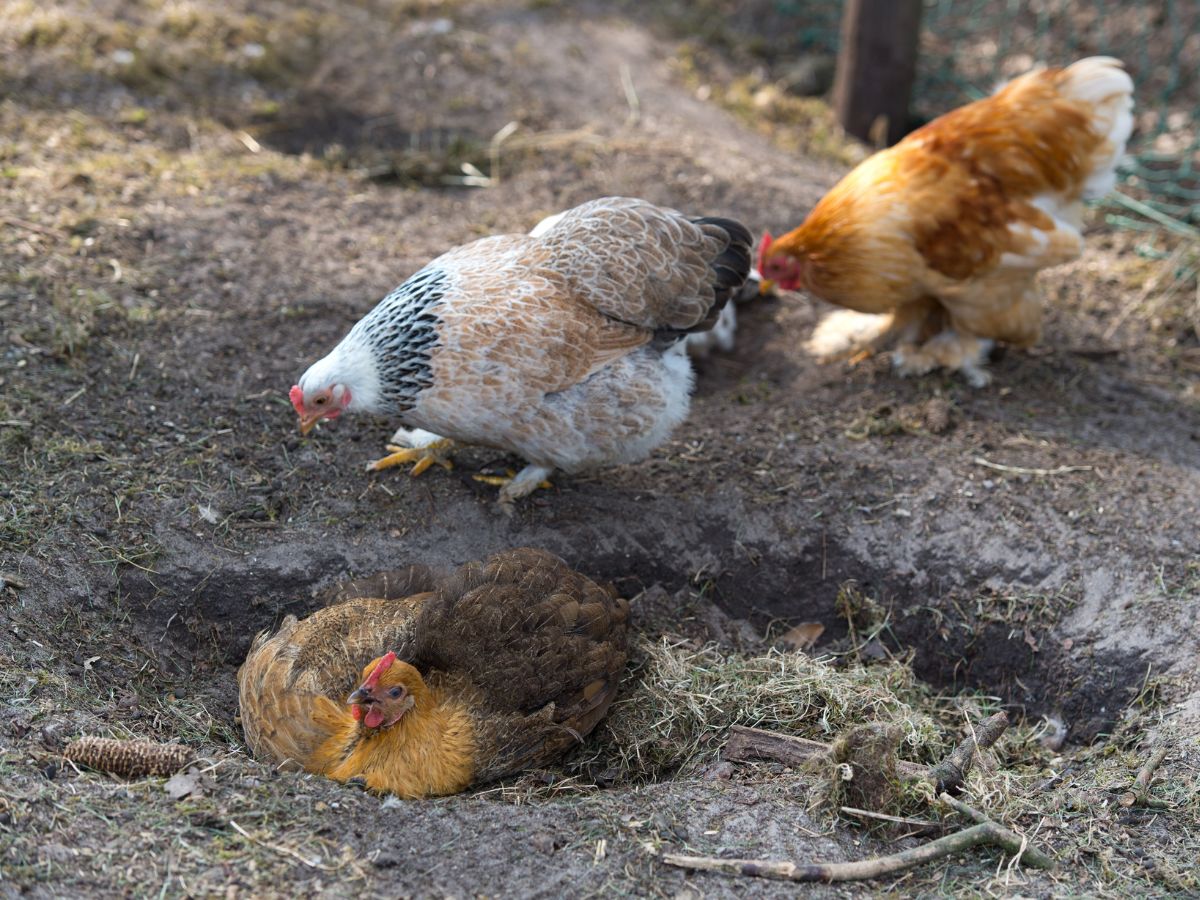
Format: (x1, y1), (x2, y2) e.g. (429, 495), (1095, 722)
(2, 1), (1199, 897)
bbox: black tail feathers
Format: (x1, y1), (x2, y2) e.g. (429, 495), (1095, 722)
(687, 215), (753, 334)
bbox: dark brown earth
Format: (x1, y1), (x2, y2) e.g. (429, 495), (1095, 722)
(2, 1), (1198, 897)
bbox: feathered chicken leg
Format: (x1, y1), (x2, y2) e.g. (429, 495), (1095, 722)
(367, 428), (458, 475)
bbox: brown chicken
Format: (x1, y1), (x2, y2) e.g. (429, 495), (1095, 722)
(237, 548), (629, 798)
(759, 57), (1134, 386)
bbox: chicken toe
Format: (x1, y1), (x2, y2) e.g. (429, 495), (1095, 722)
(367, 438), (457, 476)
(474, 465), (554, 506)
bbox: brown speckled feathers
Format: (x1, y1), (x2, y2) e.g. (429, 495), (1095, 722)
(237, 549), (629, 786)
(299, 197), (752, 482)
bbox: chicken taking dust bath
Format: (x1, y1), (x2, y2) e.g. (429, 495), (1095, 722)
(237, 548), (629, 798)
(291, 197), (752, 504)
(758, 57), (1135, 386)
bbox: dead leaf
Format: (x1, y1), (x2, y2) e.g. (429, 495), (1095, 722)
(778, 622), (825, 651)
(164, 769), (203, 801)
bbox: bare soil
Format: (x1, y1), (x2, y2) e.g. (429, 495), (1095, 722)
(2, 1), (1198, 897)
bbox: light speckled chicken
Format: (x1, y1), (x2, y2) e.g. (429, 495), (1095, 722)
(290, 197), (752, 504)
(759, 57), (1134, 386)
(237, 548), (629, 798)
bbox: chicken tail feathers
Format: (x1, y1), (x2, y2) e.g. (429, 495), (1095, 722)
(683, 216), (753, 335)
(1059, 57), (1135, 200)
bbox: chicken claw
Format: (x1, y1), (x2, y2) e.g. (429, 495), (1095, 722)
(473, 465), (554, 508)
(367, 439), (457, 476)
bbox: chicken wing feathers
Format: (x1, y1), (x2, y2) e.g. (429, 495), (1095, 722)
(534, 197), (752, 335)
(238, 595), (426, 766)
(411, 547), (629, 715)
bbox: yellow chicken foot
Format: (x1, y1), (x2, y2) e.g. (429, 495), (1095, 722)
(367, 439), (457, 476)
(473, 465), (554, 508)
(472, 471), (553, 491)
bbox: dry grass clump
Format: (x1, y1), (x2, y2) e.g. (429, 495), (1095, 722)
(577, 636), (945, 782)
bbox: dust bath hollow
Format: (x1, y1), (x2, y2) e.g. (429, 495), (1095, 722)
(119, 532), (1150, 747)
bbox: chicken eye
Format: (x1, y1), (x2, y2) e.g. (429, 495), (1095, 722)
(314, 396), (327, 406)
(388, 687), (404, 698)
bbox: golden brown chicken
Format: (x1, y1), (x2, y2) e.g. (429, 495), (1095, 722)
(759, 57), (1134, 386)
(237, 548), (629, 798)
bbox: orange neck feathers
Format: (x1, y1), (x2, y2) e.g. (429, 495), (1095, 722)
(311, 679), (477, 799)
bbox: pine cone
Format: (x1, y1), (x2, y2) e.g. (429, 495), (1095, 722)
(64, 736), (193, 778)
(922, 397), (952, 434)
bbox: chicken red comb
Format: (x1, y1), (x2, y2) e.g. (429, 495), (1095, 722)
(756, 231), (774, 270)
(362, 652), (397, 691)
(288, 384), (305, 416)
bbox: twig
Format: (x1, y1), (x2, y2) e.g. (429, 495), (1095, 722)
(973, 457), (1093, 477)
(2, 215), (58, 237)
(229, 820), (343, 872)
(938, 793), (1055, 869)
(487, 120), (520, 186)
(620, 63), (641, 126)
(1120, 747), (1169, 809)
(928, 711), (1009, 794)
(0, 420), (31, 428)
(662, 816), (1053, 883)
(839, 806), (944, 831)
(235, 131), (261, 154)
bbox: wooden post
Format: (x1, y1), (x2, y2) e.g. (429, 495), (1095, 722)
(832, 0), (922, 146)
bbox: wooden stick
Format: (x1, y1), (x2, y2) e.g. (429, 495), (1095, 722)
(1, 215), (58, 237)
(1120, 747), (1169, 808)
(725, 712), (1009, 794)
(939, 793), (1056, 869)
(723, 725), (928, 780)
(832, 0), (922, 146)
(662, 818), (1053, 883)
(929, 711), (1009, 794)
(839, 806), (944, 831)
(973, 457), (1093, 477)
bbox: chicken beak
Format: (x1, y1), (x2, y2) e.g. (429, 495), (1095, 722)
(758, 278), (776, 296)
(298, 412), (322, 436)
(347, 687), (372, 706)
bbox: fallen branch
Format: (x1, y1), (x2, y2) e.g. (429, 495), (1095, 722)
(938, 793), (1055, 869)
(929, 711), (1009, 795)
(973, 457), (1093, 477)
(723, 725), (927, 780)
(662, 815), (1053, 884)
(725, 710), (1009, 794)
(1120, 747), (1169, 809)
